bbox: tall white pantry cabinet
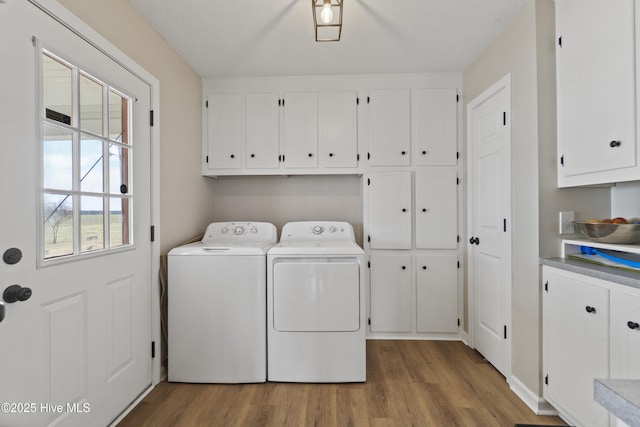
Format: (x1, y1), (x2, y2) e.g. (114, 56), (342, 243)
(201, 75), (463, 339)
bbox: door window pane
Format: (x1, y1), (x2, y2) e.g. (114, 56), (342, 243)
(43, 54), (72, 126)
(109, 90), (127, 143)
(43, 124), (73, 191)
(110, 197), (130, 248)
(80, 73), (104, 135)
(109, 144), (130, 195)
(80, 135), (104, 193)
(44, 193), (74, 258)
(81, 196), (104, 253)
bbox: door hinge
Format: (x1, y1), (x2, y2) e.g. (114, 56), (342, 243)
(456, 151), (460, 159)
(504, 325), (507, 339)
(456, 94), (459, 103)
(356, 97), (360, 105)
(368, 318), (371, 325)
(456, 177), (460, 185)
(367, 235), (371, 243)
(367, 96), (370, 104)
(545, 374), (549, 385)
(367, 152), (370, 160)
(150, 226), (155, 242)
(150, 110), (154, 126)
(457, 235), (460, 243)
(457, 261), (460, 269)
(560, 155), (564, 167)
(368, 261), (371, 268)
(282, 98), (285, 107)
(558, 36), (562, 47)
(367, 178), (370, 186)
(151, 341), (156, 358)
(205, 100), (208, 108)
(357, 154), (360, 162)
(503, 112), (506, 126)
(503, 218), (507, 232)
(457, 318), (460, 326)
(206, 155), (209, 163)
(544, 281), (549, 292)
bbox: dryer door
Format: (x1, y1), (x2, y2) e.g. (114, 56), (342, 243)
(273, 259), (360, 332)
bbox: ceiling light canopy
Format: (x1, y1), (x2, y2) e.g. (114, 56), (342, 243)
(312, 0), (343, 42)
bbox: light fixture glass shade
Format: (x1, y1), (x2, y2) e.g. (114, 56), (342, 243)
(312, 0), (343, 42)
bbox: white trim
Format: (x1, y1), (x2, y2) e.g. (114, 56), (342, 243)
(466, 73), (513, 379)
(509, 375), (559, 416)
(31, 0), (162, 388)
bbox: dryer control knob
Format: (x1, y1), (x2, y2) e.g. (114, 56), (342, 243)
(328, 226), (337, 233)
(250, 227), (258, 234)
(234, 226), (245, 235)
(312, 226), (323, 235)
(221, 227), (229, 234)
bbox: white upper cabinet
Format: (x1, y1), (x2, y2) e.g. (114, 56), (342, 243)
(318, 91), (359, 168)
(415, 170), (458, 249)
(556, 0), (638, 186)
(205, 93), (245, 170)
(414, 88), (458, 166)
(368, 89), (411, 166)
(368, 171), (412, 249)
(282, 92), (318, 169)
(246, 93), (280, 169)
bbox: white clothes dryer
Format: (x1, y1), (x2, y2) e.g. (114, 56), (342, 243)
(168, 222), (277, 383)
(267, 221), (366, 383)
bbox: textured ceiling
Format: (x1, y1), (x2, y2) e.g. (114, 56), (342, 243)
(127, 0), (529, 78)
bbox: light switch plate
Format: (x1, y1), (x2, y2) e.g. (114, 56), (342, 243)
(559, 211), (575, 234)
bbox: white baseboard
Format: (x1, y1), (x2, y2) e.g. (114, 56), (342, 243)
(509, 375), (559, 416)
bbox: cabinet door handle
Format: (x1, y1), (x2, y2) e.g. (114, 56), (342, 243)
(402, 208), (407, 212)
(422, 266), (427, 270)
(329, 153), (334, 157)
(250, 153), (255, 158)
(610, 140), (622, 148)
(401, 151), (406, 155)
(230, 154), (235, 159)
(585, 306), (596, 314)
(422, 150), (428, 155)
(308, 153), (313, 157)
(422, 208), (429, 213)
(627, 321), (639, 330)
(401, 265), (406, 270)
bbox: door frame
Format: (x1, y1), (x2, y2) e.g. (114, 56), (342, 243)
(31, 0), (162, 407)
(466, 73), (512, 379)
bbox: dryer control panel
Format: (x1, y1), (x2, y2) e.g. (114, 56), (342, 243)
(280, 221), (355, 241)
(202, 222), (277, 243)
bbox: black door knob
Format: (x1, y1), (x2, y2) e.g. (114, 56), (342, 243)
(610, 140), (622, 148)
(585, 306), (596, 314)
(469, 237), (479, 245)
(3, 285), (32, 303)
(627, 321), (639, 330)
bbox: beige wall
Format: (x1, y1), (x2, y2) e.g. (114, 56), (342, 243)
(59, 0), (216, 254)
(464, 0), (609, 397)
(211, 175), (364, 245)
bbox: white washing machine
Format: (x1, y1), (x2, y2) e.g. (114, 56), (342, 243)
(267, 221), (366, 383)
(168, 222), (277, 383)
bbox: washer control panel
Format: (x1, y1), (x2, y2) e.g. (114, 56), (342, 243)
(202, 222), (276, 243)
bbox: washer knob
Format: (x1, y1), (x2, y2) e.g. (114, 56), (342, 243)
(250, 227), (258, 234)
(328, 226), (337, 233)
(221, 227), (229, 234)
(234, 226), (245, 235)
(312, 226), (323, 235)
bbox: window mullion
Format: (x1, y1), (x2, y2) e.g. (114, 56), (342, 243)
(103, 84), (110, 248)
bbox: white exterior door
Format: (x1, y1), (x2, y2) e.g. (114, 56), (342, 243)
(467, 75), (511, 377)
(0, 2), (153, 426)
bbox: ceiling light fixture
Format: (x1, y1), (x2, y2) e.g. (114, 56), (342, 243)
(312, 0), (343, 42)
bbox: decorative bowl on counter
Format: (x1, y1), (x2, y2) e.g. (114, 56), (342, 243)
(575, 221), (640, 244)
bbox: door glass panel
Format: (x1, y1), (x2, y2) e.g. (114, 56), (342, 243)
(43, 193), (74, 258)
(80, 135), (103, 193)
(43, 124), (73, 191)
(40, 48), (134, 261)
(80, 196), (104, 253)
(109, 144), (130, 195)
(42, 53), (72, 126)
(80, 73), (104, 135)
(109, 89), (127, 143)
(110, 197), (130, 247)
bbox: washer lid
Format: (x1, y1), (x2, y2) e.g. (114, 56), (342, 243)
(268, 240), (364, 256)
(169, 240), (274, 256)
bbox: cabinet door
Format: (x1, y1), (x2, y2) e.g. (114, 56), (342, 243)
(368, 89), (410, 166)
(416, 254), (458, 333)
(610, 288), (640, 379)
(282, 92), (317, 168)
(414, 88), (457, 166)
(206, 93), (244, 169)
(415, 170), (457, 249)
(246, 93), (280, 169)
(556, 0), (636, 185)
(370, 254), (411, 332)
(368, 171), (411, 249)
(318, 91), (358, 168)
(543, 267), (610, 427)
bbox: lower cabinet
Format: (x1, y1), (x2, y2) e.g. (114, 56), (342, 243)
(543, 266), (610, 427)
(369, 252), (458, 335)
(543, 265), (640, 427)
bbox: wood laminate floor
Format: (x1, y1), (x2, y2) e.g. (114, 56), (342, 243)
(118, 340), (566, 427)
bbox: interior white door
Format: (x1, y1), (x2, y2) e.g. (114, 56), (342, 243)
(468, 75), (511, 377)
(0, 2), (153, 426)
